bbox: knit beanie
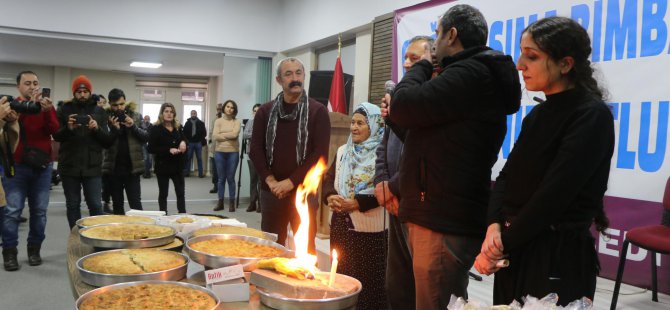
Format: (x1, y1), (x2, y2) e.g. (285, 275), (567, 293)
(71, 75), (92, 94)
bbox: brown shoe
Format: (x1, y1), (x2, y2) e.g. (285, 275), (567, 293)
(228, 199), (236, 212)
(213, 199), (224, 211)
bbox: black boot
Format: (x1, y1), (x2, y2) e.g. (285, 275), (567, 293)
(246, 202), (256, 212)
(103, 202), (113, 214)
(209, 185), (218, 194)
(3, 247), (19, 271)
(213, 199), (224, 211)
(27, 244), (42, 266)
(228, 199), (236, 212)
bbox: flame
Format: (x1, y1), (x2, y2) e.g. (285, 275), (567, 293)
(292, 158), (328, 276)
(332, 249), (338, 261)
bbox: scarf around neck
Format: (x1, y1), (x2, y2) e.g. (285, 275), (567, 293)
(337, 102), (384, 199)
(265, 90), (309, 167)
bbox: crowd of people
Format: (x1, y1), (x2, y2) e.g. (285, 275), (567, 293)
(0, 3), (624, 309)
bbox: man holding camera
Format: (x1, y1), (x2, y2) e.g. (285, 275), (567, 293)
(1, 71), (58, 271)
(102, 88), (148, 214)
(53, 75), (118, 229)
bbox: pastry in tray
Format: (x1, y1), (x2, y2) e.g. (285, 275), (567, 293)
(81, 224), (173, 240)
(82, 249), (186, 274)
(78, 283), (216, 310)
(190, 239), (284, 258)
(150, 237), (184, 251)
(191, 225), (268, 240)
(79, 215), (154, 227)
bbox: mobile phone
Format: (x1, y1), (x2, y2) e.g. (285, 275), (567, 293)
(42, 88), (51, 98)
(75, 115), (90, 126)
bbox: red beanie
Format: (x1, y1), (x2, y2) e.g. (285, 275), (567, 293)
(71, 75), (92, 94)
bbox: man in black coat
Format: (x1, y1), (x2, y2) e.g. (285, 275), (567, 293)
(53, 75), (118, 228)
(182, 110), (207, 177)
(386, 5), (521, 309)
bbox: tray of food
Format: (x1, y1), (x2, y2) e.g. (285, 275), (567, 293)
(76, 215), (155, 229)
(79, 223), (176, 249)
(186, 234), (289, 270)
(76, 249), (189, 287)
(190, 225), (278, 241)
(148, 236), (184, 252)
(253, 270), (362, 310)
(75, 280), (221, 310)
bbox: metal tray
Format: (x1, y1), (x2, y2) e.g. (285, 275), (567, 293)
(189, 226), (278, 242)
(186, 234), (289, 270)
(79, 223), (176, 249)
(75, 215), (155, 229)
(76, 249), (189, 287)
(256, 272), (362, 310)
(75, 280), (221, 310)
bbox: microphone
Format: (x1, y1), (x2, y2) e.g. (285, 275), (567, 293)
(532, 96), (545, 103)
(384, 80), (396, 95)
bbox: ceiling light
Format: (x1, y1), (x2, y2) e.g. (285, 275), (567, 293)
(130, 61), (162, 69)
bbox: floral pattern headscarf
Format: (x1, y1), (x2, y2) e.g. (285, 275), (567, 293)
(337, 102), (385, 199)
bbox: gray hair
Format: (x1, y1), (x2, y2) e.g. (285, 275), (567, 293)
(409, 35), (435, 50)
(276, 57), (305, 77)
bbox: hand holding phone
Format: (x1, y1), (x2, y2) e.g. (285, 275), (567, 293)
(42, 88), (51, 98)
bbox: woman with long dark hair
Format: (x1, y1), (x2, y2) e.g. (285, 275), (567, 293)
(148, 102), (187, 214)
(474, 16), (615, 305)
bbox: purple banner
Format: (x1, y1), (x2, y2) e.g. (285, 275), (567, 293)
(596, 196), (668, 294)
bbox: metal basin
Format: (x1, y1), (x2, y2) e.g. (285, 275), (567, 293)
(186, 234), (289, 270)
(79, 223), (176, 249)
(76, 249), (189, 287)
(256, 272), (362, 310)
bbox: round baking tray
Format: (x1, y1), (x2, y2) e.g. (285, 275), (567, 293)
(149, 236), (184, 252)
(75, 280), (221, 310)
(256, 272), (362, 310)
(76, 249), (189, 287)
(75, 215), (155, 229)
(186, 234), (289, 270)
(189, 226), (278, 242)
(79, 223), (176, 249)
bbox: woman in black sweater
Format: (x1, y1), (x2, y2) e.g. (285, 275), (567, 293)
(148, 103), (187, 214)
(474, 17), (615, 305)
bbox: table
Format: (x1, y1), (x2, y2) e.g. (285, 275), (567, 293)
(66, 226), (267, 309)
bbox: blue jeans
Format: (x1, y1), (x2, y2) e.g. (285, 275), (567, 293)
(143, 144), (152, 176)
(2, 163), (53, 248)
(62, 175), (103, 229)
(185, 142), (203, 176)
(215, 151), (239, 200)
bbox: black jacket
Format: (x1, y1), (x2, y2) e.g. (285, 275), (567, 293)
(148, 124), (186, 176)
(53, 97), (117, 177)
(182, 118), (207, 145)
(389, 46), (521, 237)
(102, 102), (149, 175)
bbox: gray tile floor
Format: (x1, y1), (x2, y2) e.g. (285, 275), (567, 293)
(0, 176), (667, 309)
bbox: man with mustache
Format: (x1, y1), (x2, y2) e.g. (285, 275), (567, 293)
(249, 57), (330, 252)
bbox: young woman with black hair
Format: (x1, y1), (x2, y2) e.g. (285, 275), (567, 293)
(474, 16), (615, 306)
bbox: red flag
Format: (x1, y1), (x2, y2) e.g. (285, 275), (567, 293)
(328, 57), (346, 114)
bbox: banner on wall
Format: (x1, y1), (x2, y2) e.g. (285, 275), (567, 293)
(394, 0), (670, 294)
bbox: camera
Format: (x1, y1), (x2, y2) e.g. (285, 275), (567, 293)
(0, 94), (42, 114)
(75, 115), (90, 126)
(114, 110), (127, 123)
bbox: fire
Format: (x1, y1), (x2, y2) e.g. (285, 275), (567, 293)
(292, 158), (328, 277)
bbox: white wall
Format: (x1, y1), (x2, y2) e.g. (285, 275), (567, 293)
(278, 0), (424, 51)
(0, 0), (282, 52)
(353, 28), (372, 108)
(221, 56), (259, 197)
(317, 44), (356, 75)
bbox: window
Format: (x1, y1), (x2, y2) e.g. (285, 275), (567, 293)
(140, 88), (166, 123)
(182, 89), (206, 125)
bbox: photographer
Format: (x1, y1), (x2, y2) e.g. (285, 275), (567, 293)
(53, 75), (117, 229)
(1, 71), (59, 272)
(102, 88), (148, 214)
(0, 95), (20, 271)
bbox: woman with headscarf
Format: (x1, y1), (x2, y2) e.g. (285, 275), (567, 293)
(322, 102), (388, 310)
